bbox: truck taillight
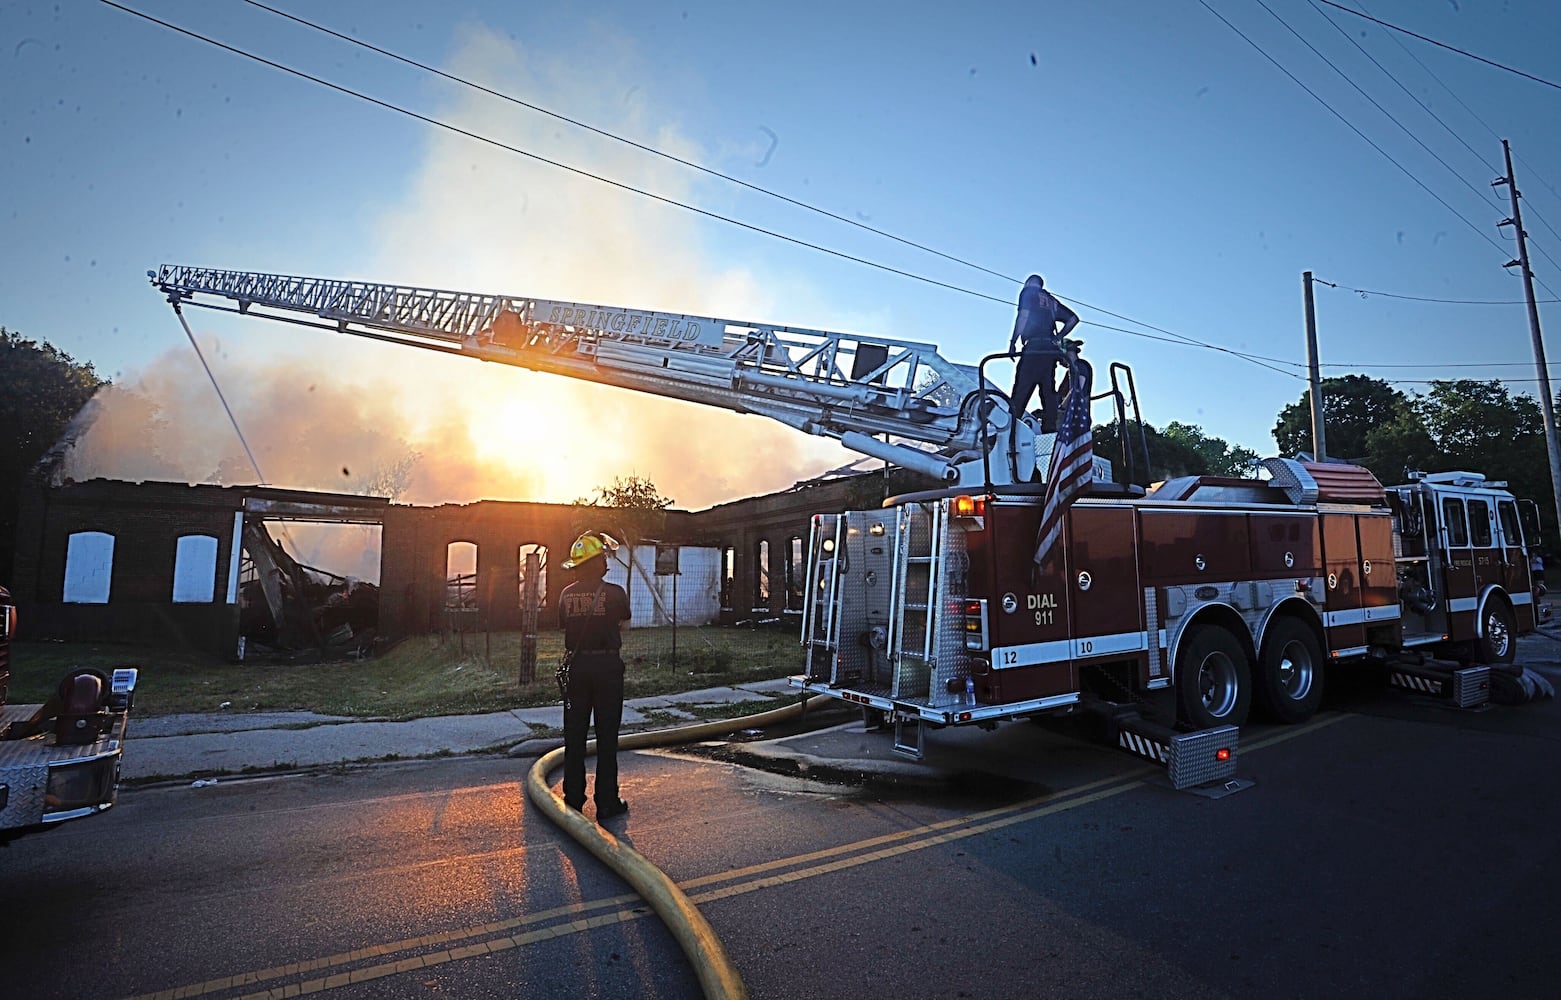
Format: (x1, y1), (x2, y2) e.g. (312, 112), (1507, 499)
(964, 598), (989, 650)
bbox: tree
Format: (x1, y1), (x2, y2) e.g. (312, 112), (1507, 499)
(1272, 375), (1406, 461)
(1358, 398), (1436, 483)
(573, 474), (674, 549)
(1162, 421), (1259, 477)
(572, 475), (675, 610)
(1415, 380), (1553, 542)
(1094, 420), (1210, 486)
(0, 330), (107, 579)
(349, 452), (422, 501)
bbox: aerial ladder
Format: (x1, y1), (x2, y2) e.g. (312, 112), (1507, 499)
(148, 265), (1052, 487)
(150, 267), (1217, 784)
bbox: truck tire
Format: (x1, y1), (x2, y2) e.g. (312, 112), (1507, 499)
(1255, 617), (1325, 724)
(1476, 600), (1517, 665)
(1175, 624), (1252, 730)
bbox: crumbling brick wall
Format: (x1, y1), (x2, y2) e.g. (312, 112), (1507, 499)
(9, 470), (921, 653)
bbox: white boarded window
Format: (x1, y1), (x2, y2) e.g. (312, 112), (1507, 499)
(173, 534), (219, 603)
(64, 531), (115, 604)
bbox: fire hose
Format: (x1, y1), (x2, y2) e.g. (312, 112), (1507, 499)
(525, 695), (818, 1000)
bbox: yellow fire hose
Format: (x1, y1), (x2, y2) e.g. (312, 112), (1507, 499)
(525, 696), (816, 1000)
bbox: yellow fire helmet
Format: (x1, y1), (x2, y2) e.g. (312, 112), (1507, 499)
(562, 531), (620, 569)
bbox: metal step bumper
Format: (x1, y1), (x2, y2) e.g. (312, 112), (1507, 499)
(1388, 664), (1490, 708)
(1111, 711), (1239, 790)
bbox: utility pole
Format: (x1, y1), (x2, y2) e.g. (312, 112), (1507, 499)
(1494, 139), (1561, 540)
(1302, 271), (1327, 461)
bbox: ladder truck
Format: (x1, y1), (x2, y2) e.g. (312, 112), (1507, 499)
(149, 266), (1543, 789)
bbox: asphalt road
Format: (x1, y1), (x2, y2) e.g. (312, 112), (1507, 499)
(2, 657), (1559, 1000)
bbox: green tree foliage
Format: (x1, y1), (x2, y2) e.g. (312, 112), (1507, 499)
(1416, 380), (1552, 541)
(0, 330), (107, 578)
(1357, 398), (1437, 482)
(1162, 421), (1259, 477)
(1094, 420), (1211, 486)
(1272, 375), (1408, 461)
(1272, 374), (1556, 544)
(572, 474), (673, 547)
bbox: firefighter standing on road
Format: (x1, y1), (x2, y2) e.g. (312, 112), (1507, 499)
(558, 531), (632, 821)
(1008, 274), (1080, 434)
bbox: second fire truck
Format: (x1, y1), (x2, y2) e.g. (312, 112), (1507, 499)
(148, 266), (1542, 788)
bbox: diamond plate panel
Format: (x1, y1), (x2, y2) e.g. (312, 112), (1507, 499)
(1454, 666), (1490, 708)
(0, 759), (49, 830)
(1168, 725), (1239, 790)
(932, 502), (973, 708)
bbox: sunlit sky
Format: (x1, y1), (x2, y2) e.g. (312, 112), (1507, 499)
(6, 1), (1561, 511)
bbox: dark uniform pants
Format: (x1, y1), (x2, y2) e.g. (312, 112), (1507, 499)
(562, 651), (625, 809)
(1011, 351), (1062, 433)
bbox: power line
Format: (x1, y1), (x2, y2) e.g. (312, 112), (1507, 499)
(1381, 377), (1557, 386)
(101, 0), (1305, 381)
(1197, 0), (1512, 261)
(1338, 1), (1561, 251)
(239, 0), (1021, 289)
(1215, 0), (1561, 300)
(1302, 0), (1561, 294)
(238, 0), (1304, 377)
(99, 5), (999, 299)
(1303, 0), (1500, 207)
(1256, 0), (1503, 215)
(1313, 277), (1561, 305)
(1314, 1), (1561, 93)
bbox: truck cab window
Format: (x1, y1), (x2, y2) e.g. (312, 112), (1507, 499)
(1441, 497), (1468, 547)
(1498, 500), (1523, 549)
(1468, 499), (1492, 548)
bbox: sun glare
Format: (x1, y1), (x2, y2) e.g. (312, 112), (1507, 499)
(473, 384), (578, 500)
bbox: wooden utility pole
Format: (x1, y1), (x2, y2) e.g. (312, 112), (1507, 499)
(1494, 139), (1561, 539)
(1302, 271), (1327, 461)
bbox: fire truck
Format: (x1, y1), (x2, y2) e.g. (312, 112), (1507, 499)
(148, 266), (1543, 788)
(1, 587), (139, 843)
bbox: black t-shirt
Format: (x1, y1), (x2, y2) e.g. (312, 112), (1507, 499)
(558, 578), (631, 653)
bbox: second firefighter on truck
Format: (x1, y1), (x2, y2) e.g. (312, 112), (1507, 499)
(557, 531), (632, 821)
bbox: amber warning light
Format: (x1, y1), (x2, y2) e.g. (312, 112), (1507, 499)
(953, 495), (985, 517)
(953, 495), (987, 530)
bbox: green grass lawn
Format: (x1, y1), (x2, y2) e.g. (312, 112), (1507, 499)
(5, 625), (805, 720)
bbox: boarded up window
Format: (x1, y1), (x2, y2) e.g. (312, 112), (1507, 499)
(173, 534), (219, 603)
(64, 531), (114, 604)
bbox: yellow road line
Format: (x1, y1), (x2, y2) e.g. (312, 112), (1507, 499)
(128, 714), (1349, 1000)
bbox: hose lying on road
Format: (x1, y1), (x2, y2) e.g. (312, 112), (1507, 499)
(525, 695), (816, 1000)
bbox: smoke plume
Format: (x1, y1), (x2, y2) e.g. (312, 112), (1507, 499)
(62, 19), (868, 511)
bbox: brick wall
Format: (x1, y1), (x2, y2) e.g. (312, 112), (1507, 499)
(10, 469), (940, 652)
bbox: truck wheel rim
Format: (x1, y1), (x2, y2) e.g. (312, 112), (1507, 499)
(1198, 652), (1239, 717)
(1277, 639), (1314, 700)
(1486, 611), (1511, 658)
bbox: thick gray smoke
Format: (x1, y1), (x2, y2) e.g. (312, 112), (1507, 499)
(60, 21), (874, 511)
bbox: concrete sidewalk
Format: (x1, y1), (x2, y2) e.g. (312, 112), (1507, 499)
(119, 629), (1561, 785)
(122, 678), (802, 781)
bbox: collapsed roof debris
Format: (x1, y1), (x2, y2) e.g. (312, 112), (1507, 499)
(240, 522), (377, 657)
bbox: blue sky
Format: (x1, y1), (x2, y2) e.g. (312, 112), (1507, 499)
(5, 0), (1561, 511)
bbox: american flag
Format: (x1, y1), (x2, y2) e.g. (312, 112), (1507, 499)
(1033, 358), (1094, 568)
